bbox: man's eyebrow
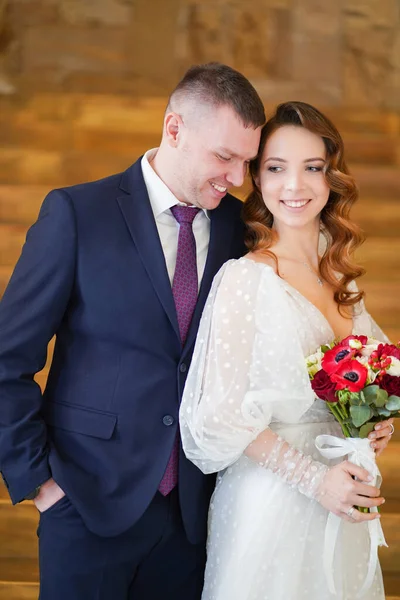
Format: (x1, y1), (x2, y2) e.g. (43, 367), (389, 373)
(218, 147), (258, 161)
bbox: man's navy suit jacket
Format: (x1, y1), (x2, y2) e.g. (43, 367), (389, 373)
(0, 158), (246, 543)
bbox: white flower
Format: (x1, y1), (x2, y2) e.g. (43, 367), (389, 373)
(356, 355), (377, 385)
(360, 343), (380, 358)
(308, 363), (320, 378)
(387, 357), (400, 376)
(349, 338), (363, 350)
(306, 348), (324, 369)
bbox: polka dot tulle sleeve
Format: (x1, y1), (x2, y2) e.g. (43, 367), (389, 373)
(180, 258), (318, 476)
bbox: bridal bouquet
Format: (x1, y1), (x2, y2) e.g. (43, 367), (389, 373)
(306, 335), (400, 596)
(306, 335), (400, 437)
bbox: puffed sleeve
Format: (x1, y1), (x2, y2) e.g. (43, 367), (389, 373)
(179, 258), (315, 474)
(351, 281), (390, 343)
(368, 317), (390, 343)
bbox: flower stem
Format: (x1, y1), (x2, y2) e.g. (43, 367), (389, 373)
(329, 404), (351, 438)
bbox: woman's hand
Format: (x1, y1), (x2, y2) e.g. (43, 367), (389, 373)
(368, 418), (395, 457)
(316, 461), (385, 522)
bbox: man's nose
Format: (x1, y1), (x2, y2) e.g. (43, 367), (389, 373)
(226, 163), (246, 188)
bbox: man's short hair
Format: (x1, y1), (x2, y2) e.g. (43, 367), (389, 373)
(168, 62), (265, 129)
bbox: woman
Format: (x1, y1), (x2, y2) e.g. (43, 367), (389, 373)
(179, 102), (392, 599)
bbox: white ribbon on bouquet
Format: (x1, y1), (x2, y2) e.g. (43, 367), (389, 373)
(315, 435), (387, 598)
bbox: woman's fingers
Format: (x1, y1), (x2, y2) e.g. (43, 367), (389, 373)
(343, 461), (376, 483)
(335, 462), (385, 510)
(345, 508), (381, 523)
(349, 494), (385, 509)
(369, 418), (394, 456)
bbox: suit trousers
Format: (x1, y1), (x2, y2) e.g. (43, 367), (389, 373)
(37, 488), (206, 600)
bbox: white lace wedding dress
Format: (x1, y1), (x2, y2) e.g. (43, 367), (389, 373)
(180, 257), (386, 600)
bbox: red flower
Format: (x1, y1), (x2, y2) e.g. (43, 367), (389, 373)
(322, 345), (355, 375)
(380, 374), (400, 397)
(377, 343), (400, 361)
(331, 359), (368, 392)
(311, 370), (338, 403)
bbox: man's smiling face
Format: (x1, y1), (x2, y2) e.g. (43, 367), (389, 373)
(173, 105), (262, 210)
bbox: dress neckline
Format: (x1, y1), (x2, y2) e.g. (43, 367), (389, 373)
(239, 256), (355, 342)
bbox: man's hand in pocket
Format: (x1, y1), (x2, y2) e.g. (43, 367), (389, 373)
(34, 478), (66, 513)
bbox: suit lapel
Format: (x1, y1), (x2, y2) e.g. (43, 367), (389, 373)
(116, 160), (181, 341)
(117, 162), (240, 351)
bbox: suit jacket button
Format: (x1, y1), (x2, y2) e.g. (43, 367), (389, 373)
(179, 363), (187, 373)
(162, 415), (174, 426)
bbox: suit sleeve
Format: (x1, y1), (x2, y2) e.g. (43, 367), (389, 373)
(0, 189), (77, 503)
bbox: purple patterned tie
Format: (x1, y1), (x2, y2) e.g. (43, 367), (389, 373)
(158, 204), (200, 496)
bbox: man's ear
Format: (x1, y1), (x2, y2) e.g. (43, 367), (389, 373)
(164, 112), (183, 147)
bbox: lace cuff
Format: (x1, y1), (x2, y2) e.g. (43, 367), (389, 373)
(248, 434), (328, 500)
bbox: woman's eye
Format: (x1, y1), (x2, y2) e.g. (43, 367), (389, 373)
(217, 155), (231, 162)
(307, 165), (323, 172)
(268, 166), (282, 173)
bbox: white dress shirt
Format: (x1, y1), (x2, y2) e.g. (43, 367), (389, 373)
(141, 149), (211, 288)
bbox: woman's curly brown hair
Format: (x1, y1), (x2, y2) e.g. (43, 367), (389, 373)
(242, 101), (365, 312)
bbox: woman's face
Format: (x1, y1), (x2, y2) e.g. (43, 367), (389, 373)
(257, 125), (330, 231)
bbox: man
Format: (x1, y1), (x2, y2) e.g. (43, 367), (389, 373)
(0, 63), (393, 599)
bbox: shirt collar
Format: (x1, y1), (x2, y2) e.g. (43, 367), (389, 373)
(141, 149), (210, 220)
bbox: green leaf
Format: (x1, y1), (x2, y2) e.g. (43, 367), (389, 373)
(386, 395), (400, 411)
(375, 388), (388, 407)
(350, 404), (373, 427)
(363, 385), (380, 398)
(349, 394), (361, 406)
(349, 426), (360, 438)
(364, 393), (377, 406)
(359, 422), (376, 439)
(321, 345), (331, 353)
(377, 408), (391, 417)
